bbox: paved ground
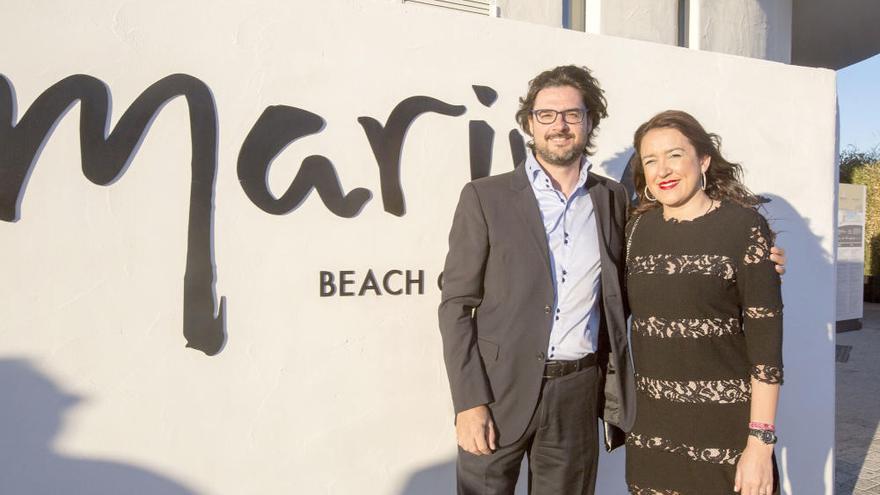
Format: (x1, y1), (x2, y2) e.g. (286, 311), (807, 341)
(836, 302), (880, 494)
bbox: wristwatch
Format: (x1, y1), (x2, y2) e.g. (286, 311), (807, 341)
(748, 428), (778, 445)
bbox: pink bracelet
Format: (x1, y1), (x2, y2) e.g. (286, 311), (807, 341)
(749, 421), (775, 431)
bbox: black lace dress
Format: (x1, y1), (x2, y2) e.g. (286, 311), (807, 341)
(624, 202), (783, 494)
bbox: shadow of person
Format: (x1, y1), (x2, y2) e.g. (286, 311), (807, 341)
(0, 358), (197, 495)
(598, 147), (636, 201)
(396, 459), (456, 495)
(757, 194), (836, 494)
(396, 458), (530, 494)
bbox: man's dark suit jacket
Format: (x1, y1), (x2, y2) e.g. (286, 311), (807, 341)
(439, 162), (635, 451)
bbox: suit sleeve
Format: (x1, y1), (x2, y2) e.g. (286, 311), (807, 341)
(610, 180), (631, 319)
(736, 211), (784, 384)
(438, 183), (494, 414)
(612, 178), (632, 225)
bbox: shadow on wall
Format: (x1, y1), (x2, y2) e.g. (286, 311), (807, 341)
(397, 460), (455, 495)
(0, 358), (197, 495)
(396, 443), (628, 493)
(599, 147), (636, 201)
(397, 458), (530, 494)
(759, 194), (836, 495)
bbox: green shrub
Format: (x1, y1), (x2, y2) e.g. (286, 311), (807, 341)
(840, 146), (880, 276)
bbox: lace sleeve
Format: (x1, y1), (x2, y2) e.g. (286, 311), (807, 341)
(750, 364), (784, 385)
(736, 210), (784, 384)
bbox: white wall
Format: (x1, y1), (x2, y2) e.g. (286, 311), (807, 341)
(600, 0), (679, 46)
(0, 0), (835, 493)
(578, 0), (794, 63)
(697, 0), (793, 63)
(497, 0), (562, 27)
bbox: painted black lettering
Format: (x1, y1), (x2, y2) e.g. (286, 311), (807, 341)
(469, 121), (494, 180)
(472, 85), (498, 107)
(238, 105), (371, 218)
(405, 270), (424, 295)
(383, 269), (403, 295)
(509, 129), (526, 167)
(358, 269), (382, 296)
(339, 270), (356, 297)
(0, 73), (225, 356)
(358, 96), (466, 216)
(320, 271), (337, 297)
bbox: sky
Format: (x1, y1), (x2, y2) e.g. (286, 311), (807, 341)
(837, 53), (880, 152)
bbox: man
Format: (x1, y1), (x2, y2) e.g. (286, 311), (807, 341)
(439, 65), (630, 494)
(438, 65), (784, 493)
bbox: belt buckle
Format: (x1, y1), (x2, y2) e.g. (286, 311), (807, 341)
(543, 361), (561, 379)
(543, 360), (572, 379)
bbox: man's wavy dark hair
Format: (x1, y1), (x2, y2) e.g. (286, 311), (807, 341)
(515, 65), (609, 156)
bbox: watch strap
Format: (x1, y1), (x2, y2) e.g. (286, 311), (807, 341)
(748, 428), (778, 445)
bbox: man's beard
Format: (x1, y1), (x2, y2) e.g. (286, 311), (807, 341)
(534, 133), (585, 166)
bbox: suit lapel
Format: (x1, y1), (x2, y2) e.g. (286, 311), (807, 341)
(511, 164), (552, 278)
(588, 173), (613, 255)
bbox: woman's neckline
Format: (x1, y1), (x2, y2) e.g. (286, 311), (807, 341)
(659, 200), (726, 224)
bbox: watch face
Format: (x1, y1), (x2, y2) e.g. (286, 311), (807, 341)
(750, 429), (777, 444)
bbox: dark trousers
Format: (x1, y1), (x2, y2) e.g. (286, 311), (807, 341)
(456, 365), (600, 495)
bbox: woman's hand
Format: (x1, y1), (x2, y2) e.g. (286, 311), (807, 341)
(734, 437), (775, 495)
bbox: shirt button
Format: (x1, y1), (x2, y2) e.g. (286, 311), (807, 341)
(544, 305), (551, 314)
(562, 270), (567, 275)
(555, 316), (559, 320)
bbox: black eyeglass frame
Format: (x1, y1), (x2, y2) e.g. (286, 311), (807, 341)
(531, 108), (588, 125)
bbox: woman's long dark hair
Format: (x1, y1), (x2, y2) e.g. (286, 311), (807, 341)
(630, 110), (762, 216)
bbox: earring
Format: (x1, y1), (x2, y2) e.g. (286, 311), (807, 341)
(701, 171), (707, 191)
(644, 185), (657, 202)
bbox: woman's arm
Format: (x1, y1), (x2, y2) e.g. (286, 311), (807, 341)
(734, 212), (784, 495)
(735, 379), (780, 494)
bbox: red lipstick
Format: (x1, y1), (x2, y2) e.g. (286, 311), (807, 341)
(658, 179), (679, 190)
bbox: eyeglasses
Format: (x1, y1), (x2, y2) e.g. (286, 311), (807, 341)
(532, 108), (587, 125)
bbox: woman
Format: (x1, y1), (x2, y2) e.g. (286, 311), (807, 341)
(624, 110), (782, 495)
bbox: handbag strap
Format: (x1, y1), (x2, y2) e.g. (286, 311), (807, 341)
(625, 213), (643, 270)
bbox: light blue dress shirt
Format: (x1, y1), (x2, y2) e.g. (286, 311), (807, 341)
(525, 152), (602, 360)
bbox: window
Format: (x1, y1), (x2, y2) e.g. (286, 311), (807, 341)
(563, 0), (586, 31)
(678, 0), (689, 47)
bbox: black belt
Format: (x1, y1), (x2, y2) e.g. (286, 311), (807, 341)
(543, 353), (597, 379)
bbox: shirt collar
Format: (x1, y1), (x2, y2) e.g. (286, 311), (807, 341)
(525, 152), (592, 192)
